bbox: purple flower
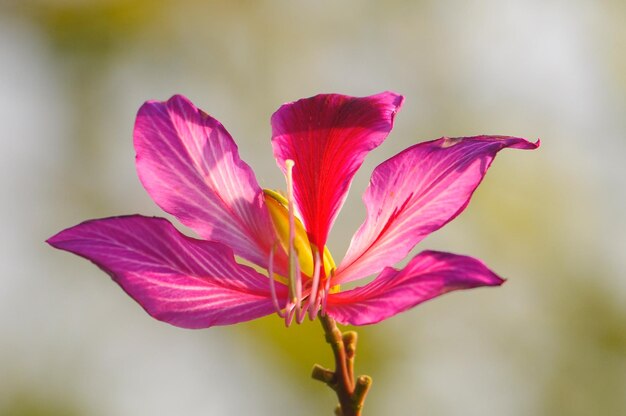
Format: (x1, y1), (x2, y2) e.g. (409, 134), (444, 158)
(48, 92), (539, 328)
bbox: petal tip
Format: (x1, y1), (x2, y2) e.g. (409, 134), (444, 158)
(378, 90), (405, 109)
(508, 136), (541, 150)
(46, 228), (71, 249)
(45, 235), (59, 247)
(510, 136), (540, 150)
(489, 274), (506, 287)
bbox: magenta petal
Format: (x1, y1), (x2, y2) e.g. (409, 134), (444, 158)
(271, 92), (404, 249)
(134, 95), (276, 268)
(47, 215), (285, 329)
(326, 250), (504, 326)
(337, 135), (539, 283)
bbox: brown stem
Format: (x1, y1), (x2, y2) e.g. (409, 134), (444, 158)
(312, 315), (372, 416)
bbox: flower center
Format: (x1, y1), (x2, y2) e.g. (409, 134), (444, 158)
(264, 160), (336, 325)
(263, 189), (335, 278)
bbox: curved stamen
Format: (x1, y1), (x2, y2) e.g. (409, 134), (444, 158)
(296, 307), (307, 324)
(284, 303), (295, 327)
(285, 159), (299, 306)
(294, 255), (307, 325)
(285, 159), (305, 327)
(268, 243), (286, 318)
(320, 268), (334, 317)
(308, 248), (322, 320)
(265, 158), (340, 325)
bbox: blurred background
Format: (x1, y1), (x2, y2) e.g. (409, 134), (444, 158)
(1, 0), (625, 415)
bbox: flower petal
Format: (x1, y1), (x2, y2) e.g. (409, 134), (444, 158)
(271, 92), (404, 249)
(47, 215), (285, 329)
(134, 95), (276, 268)
(326, 250), (504, 325)
(337, 136), (539, 283)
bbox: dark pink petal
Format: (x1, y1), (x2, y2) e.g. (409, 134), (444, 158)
(337, 136), (539, 283)
(271, 92), (404, 249)
(134, 95), (276, 268)
(326, 250), (504, 325)
(47, 216), (285, 329)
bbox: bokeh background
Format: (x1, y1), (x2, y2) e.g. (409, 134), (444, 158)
(1, 0), (625, 415)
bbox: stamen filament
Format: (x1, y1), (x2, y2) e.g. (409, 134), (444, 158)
(308, 248), (322, 320)
(296, 304), (307, 324)
(294, 255), (306, 325)
(321, 268), (334, 317)
(284, 159), (305, 327)
(267, 243), (286, 318)
(268, 159), (331, 326)
(285, 159), (298, 306)
(284, 303), (295, 327)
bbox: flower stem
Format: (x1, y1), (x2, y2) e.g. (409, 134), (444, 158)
(312, 315), (372, 416)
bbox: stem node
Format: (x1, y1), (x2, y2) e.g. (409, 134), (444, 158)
(313, 315), (371, 416)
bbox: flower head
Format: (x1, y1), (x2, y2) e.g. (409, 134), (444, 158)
(48, 92), (539, 328)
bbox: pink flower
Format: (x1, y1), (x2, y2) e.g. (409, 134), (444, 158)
(48, 93), (539, 328)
